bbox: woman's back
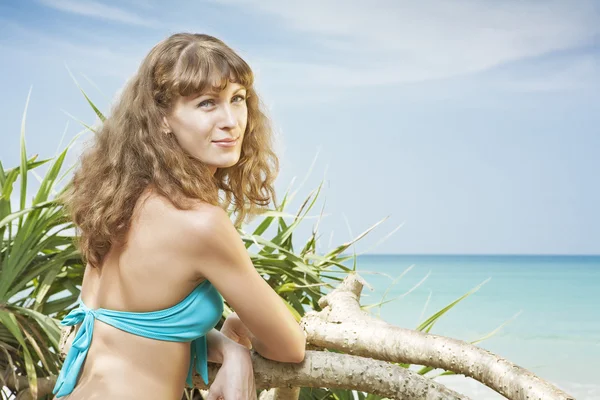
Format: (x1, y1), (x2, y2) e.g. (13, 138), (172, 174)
(56, 189), (210, 400)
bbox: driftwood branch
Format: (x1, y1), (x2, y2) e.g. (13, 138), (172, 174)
(196, 350), (469, 400)
(4, 351), (467, 400)
(300, 273), (574, 400)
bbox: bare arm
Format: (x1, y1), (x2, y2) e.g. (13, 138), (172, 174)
(205, 328), (249, 363)
(220, 310), (307, 363)
(221, 311), (296, 361)
(184, 205), (306, 364)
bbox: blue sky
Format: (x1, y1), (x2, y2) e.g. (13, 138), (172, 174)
(1, 0), (599, 255)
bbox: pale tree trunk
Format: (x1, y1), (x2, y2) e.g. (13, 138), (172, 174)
(6, 273), (575, 400)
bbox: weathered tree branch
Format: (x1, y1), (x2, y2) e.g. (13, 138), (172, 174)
(300, 273), (574, 400)
(199, 351), (470, 400)
(4, 351), (467, 400)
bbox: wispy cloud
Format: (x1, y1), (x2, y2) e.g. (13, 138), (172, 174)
(0, 20), (145, 79)
(221, 0), (600, 87)
(37, 0), (162, 28)
(490, 54), (600, 93)
(6, 0), (599, 102)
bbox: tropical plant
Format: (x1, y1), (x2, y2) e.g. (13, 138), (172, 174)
(0, 88), (85, 400)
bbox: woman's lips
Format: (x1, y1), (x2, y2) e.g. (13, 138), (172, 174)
(212, 138), (238, 147)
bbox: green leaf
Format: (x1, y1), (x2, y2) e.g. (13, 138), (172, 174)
(66, 65), (106, 122)
(11, 306), (61, 349)
(320, 216), (389, 266)
(18, 87), (33, 232)
(0, 310), (38, 398)
(416, 278), (491, 333)
(0, 200), (55, 229)
(43, 293), (79, 316)
(32, 146), (68, 206)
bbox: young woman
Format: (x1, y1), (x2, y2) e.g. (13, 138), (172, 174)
(52, 32), (306, 400)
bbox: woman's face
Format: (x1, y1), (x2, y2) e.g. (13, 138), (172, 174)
(163, 81), (248, 175)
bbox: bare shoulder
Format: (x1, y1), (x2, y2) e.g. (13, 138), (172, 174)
(170, 200), (236, 253)
(184, 201), (233, 236)
(135, 190), (237, 263)
(133, 188), (225, 236)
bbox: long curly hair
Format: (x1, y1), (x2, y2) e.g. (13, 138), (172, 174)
(61, 33), (280, 268)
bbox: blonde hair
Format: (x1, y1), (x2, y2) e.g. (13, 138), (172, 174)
(62, 33), (279, 268)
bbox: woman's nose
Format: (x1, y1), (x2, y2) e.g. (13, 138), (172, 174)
(218, 104), (237, 128)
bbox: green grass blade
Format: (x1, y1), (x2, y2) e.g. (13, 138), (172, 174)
(18, 318), (54, 373)
(18, 87), (33, 231)
(43, 294), (80, 316)
(0, 200), (58, 229)
(12, 306), (61, 349)
(302, 253), (355, 271)
(469, 310), (522, 346)
(0, 310), (38, 398)
(416, 278), (491, 333)
(33, 147), (67, 205)
(321, 216), (389, 265)
(66, 64), (106, 122)
(0, 160), (5, 188)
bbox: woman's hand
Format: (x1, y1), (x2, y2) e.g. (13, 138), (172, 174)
(206, 343), (257, 400)
(220, 312), (253, 350)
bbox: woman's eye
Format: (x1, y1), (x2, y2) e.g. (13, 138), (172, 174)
(198, 95), (245, 108)
(197, 99), (215, 108)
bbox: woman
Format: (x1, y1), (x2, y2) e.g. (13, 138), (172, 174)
(52, 32), (306, 400)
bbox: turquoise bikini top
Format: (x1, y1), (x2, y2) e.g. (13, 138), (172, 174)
(52, 280), (224, 398)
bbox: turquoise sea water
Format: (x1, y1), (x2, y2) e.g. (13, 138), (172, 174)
(338, 255), (600, 399)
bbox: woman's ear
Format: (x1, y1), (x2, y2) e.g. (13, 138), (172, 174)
(162, 116), (172, 135)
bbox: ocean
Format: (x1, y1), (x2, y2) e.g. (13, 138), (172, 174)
(336, 254), (600, 399)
